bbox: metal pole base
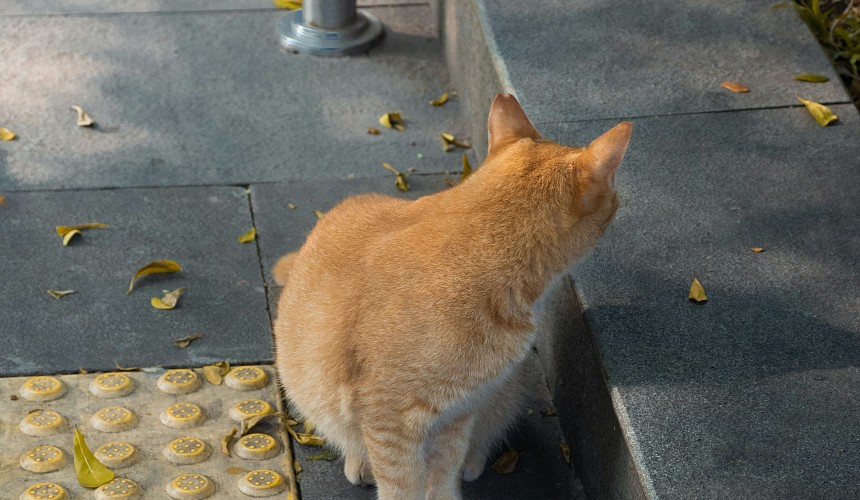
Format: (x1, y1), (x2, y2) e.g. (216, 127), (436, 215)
(277, 9), (385, 56)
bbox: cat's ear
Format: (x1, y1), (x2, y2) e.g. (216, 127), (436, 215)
(487, 93), (541, 155)
(583, 121), (632, 192)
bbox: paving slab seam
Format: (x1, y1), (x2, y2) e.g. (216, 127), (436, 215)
(244, 187), (276, 329)
(530, 100), (859, 127)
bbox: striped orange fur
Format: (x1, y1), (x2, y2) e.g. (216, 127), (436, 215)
(273, 94), (631, 499)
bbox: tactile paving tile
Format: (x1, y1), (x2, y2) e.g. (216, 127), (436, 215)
(2, 366), (297, 499)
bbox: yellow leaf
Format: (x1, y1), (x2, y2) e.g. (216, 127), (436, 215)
(56, 222), (108, 237)
(294, 458), (303, 475)
(287, 203), (297, 210)
(460, 154), (473, 182)
(241, 412), (285, 436)
(793, 73), (829, 83)
(313, 209), (325, 219)
(430, 92), (449, 106)
(295, 432), (326, 447)
(559, 443), (571, 464)
(0, 127), (16, 141)
(381, 163), (410, 192)
(303, 420), (315, 435)
(239, 227), (256, 244)
(0, 194), (5, 205)
(113, 361), (141, 372)
(308, 449), (339, 461)
(47, 289), (77, 299)
(273, 0), (302, 8)
(751, 247), (765, 253)
(688, 278), (707, 303)
(151, 287), (186, 310)
(203, 361), (230, 385)
(797, 97), (838, 126)
(367, 127), (381, 135)
(440, 132), (471, 152)
(62, 229), (83, 247)
(70, 105), (94, 127)
(720, 81), (750, 93)
(378, 112), (405, 131)
(127, 259), (182, 294)
(73, 426), (114, 488)
(491, 449), (519, 474)
(221, 427), (238, 457)
(174, 334), (203, 348)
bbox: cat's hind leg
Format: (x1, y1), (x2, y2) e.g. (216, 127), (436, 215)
(461, 362), (529, 482)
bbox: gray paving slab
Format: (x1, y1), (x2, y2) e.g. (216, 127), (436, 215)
(474, 0), (850, 123)
(0, 0), (426, 16)
(0, 5), (463, 191)
(0, 186), (272, 376)
(290, 354), (581, 500)
(539, 105), (860, 498)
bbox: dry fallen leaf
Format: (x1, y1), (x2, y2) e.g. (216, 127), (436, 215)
(541, 408), (558, 417)
(151, 287), (186, 310)
(313, 209), (325, 219)
(720, 81), (750, 93)
(221, 427), (238, 457)
(287, 203), (297, 210)
(294, 458), (303, 475)
(62, 229), (82, 247)
(491, 449), (519, 474)
(0, 127), (16, 141)
(225, 466), (247, 475)
(559, 443), (571, 464)
(55, 222), (108, 237)
(440, 133), (471, 152)
(751, 247), (765, 253)
(273, 0), (302, 8)
(293, 431), (326, 447)
(47, 289), (77, 299)
(797, 96), (838, 126)
(203, 361), (230, 385)
(70, 105), (94, 127)
(73, 426), (115, 488)
(174, 334), (203, 348)
(367, 127), (381, 135)
(430, 92), (449, 106)
(113, 361), (142, 372)
(127, 260), (182, 294)
(308, 449), (339, 461)
(239, 227), (256, 244)
(381, 162), (410, 192)
(0, 194), (5, 205)
(379, 112), (405, 131)
(303, 420), (316, 435)
(460, 154), (473, 182)
(794, 73), (829, 83)
(240, 412), (288, 436)
(688, 278), (707, 303)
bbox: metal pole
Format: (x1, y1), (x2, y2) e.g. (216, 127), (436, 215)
(278, 0), (385, 56)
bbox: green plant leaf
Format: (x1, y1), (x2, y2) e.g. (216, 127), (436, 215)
(73, 426), (114, 488)
(793, 73), (830, 82)
(127, 260), (182, 294)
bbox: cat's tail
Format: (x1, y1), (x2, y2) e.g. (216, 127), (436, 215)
(272, 252), (298, 286)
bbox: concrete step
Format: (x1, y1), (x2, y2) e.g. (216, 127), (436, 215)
(445, 0), (860, 498)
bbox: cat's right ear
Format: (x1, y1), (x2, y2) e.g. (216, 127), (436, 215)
(487, 93), (541, 155)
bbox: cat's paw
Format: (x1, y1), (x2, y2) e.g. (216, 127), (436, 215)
(344, 454), (375, 486)
(461, 455), (486, 482)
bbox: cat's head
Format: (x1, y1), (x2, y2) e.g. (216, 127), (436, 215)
(482, 93), (632, 254)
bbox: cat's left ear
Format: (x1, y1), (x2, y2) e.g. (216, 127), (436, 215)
(583, 121), (632, 191)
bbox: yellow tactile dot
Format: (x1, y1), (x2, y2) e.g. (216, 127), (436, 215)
(228, 399), (274, 423)
(166, 473), (215, 500)
(94, 441), (139, 468)
(94, 478), (144, 500)
(19, 376), (66, 402)
(237, 469), (287, 497)
(89, 373), (135, 398)
(19, 410), (68, 437)
(160, 402), (206, 429)
(157, 369), (203, 395)
(90, 406), (138, 432)
(19, 482), (68, 500)
(163, 437), (212, 465)
(225, 366), (269, 391)
(233, 433), (280, 460)
(19, 445), (67, 473)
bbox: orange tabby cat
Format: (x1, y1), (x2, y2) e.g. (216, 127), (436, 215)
(273, 94), (631, 499)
